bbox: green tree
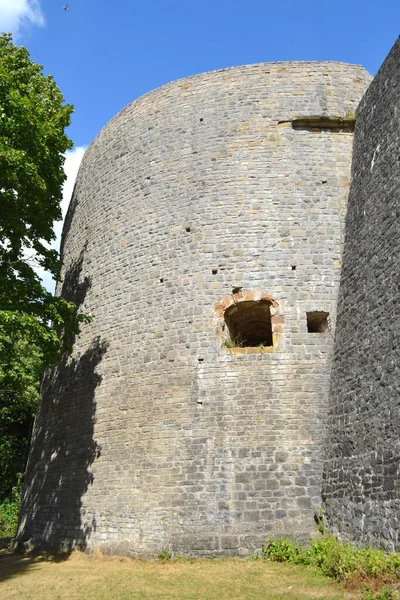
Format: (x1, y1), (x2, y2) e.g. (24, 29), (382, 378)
(0, 336), (42, 500)
(0, 33), (89, 507)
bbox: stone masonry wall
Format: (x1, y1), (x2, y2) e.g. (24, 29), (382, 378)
(18, 62), (371, 556)
(322, 39), (400, 551)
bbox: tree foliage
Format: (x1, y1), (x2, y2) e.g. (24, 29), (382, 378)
(0, 34), (89, 504)
(0, 335), (42, 501)
(0, 33), (89, 361)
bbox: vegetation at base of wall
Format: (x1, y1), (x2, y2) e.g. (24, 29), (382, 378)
(157, 551), (172, 561)
(0, 483), (21, 537)
(263, 536), (400, 599)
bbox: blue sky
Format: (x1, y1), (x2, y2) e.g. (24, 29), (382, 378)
(1, 0), (399, 288)
(3, 0), (399, 149)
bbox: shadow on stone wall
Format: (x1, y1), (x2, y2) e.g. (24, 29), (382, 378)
(17, 334), (109, 552)
(18, 338), (108, 550)
(16, 240), (108, 555)
(60, 241), (90, 310)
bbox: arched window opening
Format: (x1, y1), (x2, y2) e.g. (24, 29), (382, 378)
(224, 300), (273, 347)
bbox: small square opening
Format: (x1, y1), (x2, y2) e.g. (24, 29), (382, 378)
(306, 311), (329, 333)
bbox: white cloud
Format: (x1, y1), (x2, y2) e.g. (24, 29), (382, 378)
(0, 0), (44, 39)
(39, 145), (87, 292)
(55, 145), (87, 251)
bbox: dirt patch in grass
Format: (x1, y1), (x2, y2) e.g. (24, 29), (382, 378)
(0, 550), (360, 600)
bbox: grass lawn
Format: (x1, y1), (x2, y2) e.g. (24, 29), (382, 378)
(0, 550), (359, 600)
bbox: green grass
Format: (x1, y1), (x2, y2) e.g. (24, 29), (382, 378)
(2, 535), (399, 599)
(0, 550), (351, 600)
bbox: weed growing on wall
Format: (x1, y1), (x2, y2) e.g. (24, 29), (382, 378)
(222, 336), (246, 348)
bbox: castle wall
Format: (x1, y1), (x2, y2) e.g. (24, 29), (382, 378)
(18, 62), (371, 556)
(323, 39), (400, 551)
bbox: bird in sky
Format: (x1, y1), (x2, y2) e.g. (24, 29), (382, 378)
(63, 4), (69, 11)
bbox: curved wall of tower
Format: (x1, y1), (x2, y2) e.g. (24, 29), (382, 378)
(18, 62), (371, 556)
(323, 39), (400, 552)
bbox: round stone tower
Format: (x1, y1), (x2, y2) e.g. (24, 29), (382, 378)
(18, 62), (371, 556)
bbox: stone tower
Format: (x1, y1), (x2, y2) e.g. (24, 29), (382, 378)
(323, 39), (400, 552)
(18, 62), (371, 556)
